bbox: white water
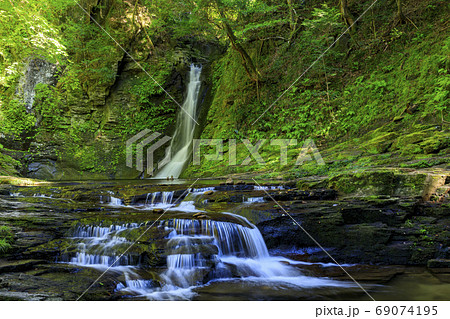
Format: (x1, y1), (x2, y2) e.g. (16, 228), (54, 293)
(106, 191), (176, 209)
(115, 214), (353, 300)
(254, 185), (285, 191)
(190, 187), (215, 194)
(109, 197), (123, 206)
(65, 192), (353, 300)
(69, 223), (141, 268)
(156, 65), (202, 179)
(143, 191), (174, 209)
(245, 197), (265, 203)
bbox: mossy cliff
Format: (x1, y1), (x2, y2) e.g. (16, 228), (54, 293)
(0, 0), (448, 181)
(0, 0), (222, 180)
(183, 0), (449, 179)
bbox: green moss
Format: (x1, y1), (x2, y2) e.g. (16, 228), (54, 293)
(360, 132), (398, 154)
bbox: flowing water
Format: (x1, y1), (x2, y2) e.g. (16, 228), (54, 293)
(65, 189), (355, 300)
(156, 65), (202, 179)
(3, 181), (449, 300)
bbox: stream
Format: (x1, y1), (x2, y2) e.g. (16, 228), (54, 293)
(1, 180), (449, 301)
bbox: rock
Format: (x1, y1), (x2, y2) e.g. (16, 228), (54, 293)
(204, 190), (214, 195)
(268, 189), (337, 201)
(0, 260), (47, 274)
(235, 180), (245, 185)
(153, 208), (164, 214)
(193, 212), (204, 217)
(427, 259), (450, 268)
(225, 178), (233, 185)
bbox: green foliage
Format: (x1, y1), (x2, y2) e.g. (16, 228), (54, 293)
(0, 97), (36, 136)
(34, 83), (64, 130)
(123, 62), (177, 135)
(0, 1), (67, 87)
(0, 225), (13, 255)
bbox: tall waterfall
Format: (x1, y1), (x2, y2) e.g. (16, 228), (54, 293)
(156, 64), (202, 179)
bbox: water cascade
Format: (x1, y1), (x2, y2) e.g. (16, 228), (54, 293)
(68, 223), (142, 268)
(65, 193), (353, 300)
(114, 215), (352, 300)
(156, 65), (202, 179)
(143, 191), (174, 208)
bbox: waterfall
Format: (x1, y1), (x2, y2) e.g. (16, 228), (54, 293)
(164, 218), (269, 258)
(64, 194), (353, 300)
(156, 64), (202, 179)
(114, 215), (351, 300)
(143, 191), (174, 208)
(68, 223), (141, 268)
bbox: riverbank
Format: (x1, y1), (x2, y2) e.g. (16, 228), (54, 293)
(0, 171), (448, 300)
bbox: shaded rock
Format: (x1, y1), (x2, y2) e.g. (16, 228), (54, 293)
(0, 260), (47, 274)
(427, 259), (450, 268)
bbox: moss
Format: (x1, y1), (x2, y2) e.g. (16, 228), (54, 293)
(328, 171), (396, 195)
(393, 132), (430, 150)
(0, 176), (49, 186)
(360, 132), (398, 154)
(419, 132), (450, 154)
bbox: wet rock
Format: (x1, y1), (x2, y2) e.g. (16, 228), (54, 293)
(204, 190), (214, 195)
(427, 259), (450, 268)
(267, 189), (337, 201)
(0, 260), (47, 274)
(170, 244), (218, 256)
(215, 185), (254, 191)
(226, 178), (233, 185)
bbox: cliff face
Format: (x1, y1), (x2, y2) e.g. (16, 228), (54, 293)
(0, 0), (448, 181)
(24, 46), (220, 180)
(0, 0), (223, 180)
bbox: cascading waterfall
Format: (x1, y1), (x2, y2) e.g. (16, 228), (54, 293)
(65, 189), (353, 300)
(114, 215), (352, 300)
(156, 64), (202, 179)
(143, 191), (174, 208)
(106, 191), (176, 209)
(68, 223), (142, 268)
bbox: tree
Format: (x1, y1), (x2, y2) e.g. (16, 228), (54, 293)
(213, 0), (261, 82)
(396, 0), (406, 23)
(339, 0), (355, 32)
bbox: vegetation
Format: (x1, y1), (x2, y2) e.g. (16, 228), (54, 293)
(0, 0), (448, 179)
(0, 225), (13, 255)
